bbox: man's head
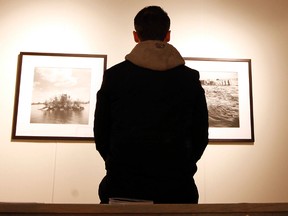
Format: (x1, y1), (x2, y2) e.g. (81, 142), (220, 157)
(133, 6), (170, 42)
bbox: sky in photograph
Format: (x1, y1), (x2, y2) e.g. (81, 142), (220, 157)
(32, 67), (92, 103)
(199, 71), (238, 80)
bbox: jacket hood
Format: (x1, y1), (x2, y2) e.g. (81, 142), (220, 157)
(125, 40), (185, 71)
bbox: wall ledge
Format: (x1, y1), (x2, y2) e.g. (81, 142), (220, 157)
(0, 202), (288, 215)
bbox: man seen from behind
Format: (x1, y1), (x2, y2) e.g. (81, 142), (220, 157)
(94, 5), (209, 204)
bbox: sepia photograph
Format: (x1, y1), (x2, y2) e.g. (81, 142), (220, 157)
(184, 57), (254, 142)
(30, 67), (91, 125)
(12, 52), (107, 140)
(200, 70), (239, 128)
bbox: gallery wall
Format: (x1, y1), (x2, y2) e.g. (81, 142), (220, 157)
(0, 0), (288, 203)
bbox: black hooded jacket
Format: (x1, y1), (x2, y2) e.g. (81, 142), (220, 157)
(94, 40), (208, 179)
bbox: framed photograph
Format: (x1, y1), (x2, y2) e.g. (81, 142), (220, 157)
(184, 57), (254, 142)
(12, 52), (107, 141)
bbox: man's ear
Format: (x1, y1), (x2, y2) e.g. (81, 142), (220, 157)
(164, 31), (171, 42)
(133, 31), (140, 43)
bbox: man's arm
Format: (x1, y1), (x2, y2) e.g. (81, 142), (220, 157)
(191, 75), (209, 163)
(94, 74), (110, 161)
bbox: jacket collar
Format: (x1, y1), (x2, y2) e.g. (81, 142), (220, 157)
(125, 40), (185, 71)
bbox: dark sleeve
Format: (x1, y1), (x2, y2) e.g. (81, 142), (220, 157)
(94, 72), (111, 161)
(191, 72), (209, 162)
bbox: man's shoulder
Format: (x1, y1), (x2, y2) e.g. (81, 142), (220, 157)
(173, 65), (200, 79)
(184, 65), (198, 72)
(106, 60), (135, 73)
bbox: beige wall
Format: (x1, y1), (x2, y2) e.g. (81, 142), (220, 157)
(0, 0), (288, 203)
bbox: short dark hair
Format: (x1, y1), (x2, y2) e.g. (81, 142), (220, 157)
(134, 6), (170, 41)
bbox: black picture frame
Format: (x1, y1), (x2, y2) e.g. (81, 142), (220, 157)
(184, 57), (254, 142)
(12, 52), (107, 141)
